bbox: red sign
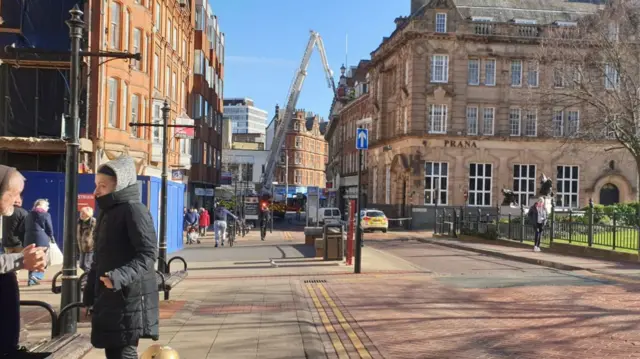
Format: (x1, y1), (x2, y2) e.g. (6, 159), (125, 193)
(78, 194), (95, 212)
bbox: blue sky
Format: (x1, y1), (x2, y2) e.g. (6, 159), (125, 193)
(214, 1), (408, 122)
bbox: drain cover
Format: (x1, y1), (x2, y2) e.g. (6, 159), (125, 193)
(304, 279), (327, 283)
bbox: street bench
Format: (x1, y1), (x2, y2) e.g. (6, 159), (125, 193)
(19, 300), (92, 359)
(51, 271), (88, 294)
(156, 256), (188, 300)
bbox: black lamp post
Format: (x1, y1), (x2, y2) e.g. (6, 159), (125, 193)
(130, 100), (194, 273)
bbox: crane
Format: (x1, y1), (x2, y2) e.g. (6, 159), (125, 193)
(260, 30), (336, 195)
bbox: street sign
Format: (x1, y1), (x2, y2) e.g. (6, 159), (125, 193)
(356, 128), (368, 150)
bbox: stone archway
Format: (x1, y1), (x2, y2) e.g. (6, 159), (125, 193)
(599, 183), (620, 205)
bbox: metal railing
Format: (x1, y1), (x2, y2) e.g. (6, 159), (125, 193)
(434, 202), (640, 252)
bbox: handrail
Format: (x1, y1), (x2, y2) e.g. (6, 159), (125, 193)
(20, 300), (58, 339)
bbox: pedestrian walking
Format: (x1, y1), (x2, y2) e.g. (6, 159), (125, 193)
(83, 156), (159, 359)
(528, 197), (548, 252)
(24, 198), (54, 286)
(213, 204), (238, 247)
(198, 207), (210, 236)
(0, 165), (47, 357)
(77, 206), (96, 272)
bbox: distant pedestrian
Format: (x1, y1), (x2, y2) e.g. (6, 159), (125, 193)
(76, 206), (96, 272)
(24, 198), (54, 286)
(528, 197), (547, 252)
(213, 204), (237, 247)
(198, 207), (210, 236)
(83, 156), (159, 359)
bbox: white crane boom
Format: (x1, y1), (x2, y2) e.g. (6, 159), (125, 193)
(260, 30), (335, 194)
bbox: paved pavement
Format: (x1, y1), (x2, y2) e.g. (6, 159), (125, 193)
(18, 227), (640, 358)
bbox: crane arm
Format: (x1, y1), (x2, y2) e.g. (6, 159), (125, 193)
(315, 35), (336, 94)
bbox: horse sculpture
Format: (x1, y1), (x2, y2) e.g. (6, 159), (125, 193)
(539, 173), (554, 197)
(501, 188), (519, 207)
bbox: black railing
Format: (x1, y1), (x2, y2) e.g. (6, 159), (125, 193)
(434, 202), (640, 252)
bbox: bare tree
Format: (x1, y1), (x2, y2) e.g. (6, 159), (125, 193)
(533, 0), (640, 198)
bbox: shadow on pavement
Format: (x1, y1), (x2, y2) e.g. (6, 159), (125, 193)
(188, 262), (342, 271)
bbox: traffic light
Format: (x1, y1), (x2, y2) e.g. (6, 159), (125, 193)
(260, 200), (269, 212)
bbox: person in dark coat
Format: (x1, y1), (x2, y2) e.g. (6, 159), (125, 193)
(0, 165), (47, 357)
(24, 198), (54, 286)
(83, 156), (159, 359)
(2, 196), (28, 252)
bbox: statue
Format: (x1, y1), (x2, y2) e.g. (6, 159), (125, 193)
(539, 173), (553, 197)
(501, 188), (519, 207)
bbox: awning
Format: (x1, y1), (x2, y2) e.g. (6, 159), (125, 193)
(0, 136), (93, 153)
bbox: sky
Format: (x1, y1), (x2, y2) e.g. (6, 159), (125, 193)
(213, 0), (408, 122)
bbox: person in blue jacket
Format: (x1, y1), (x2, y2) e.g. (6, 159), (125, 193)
(24, 198), (54, 286)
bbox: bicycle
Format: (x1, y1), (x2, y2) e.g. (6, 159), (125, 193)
(227, 219), (236, 247)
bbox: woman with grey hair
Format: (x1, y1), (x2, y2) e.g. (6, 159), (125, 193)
(24, 198), (55, 285)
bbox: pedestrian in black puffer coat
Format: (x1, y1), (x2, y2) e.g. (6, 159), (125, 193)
(83, 156), (159, 359)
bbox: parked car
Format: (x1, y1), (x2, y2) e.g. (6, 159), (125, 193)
(360, 209), (388, 232)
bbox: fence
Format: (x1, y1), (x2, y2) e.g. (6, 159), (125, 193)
(434, 202), (640, 252)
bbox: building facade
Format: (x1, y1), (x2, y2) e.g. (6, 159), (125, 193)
(325, 61), (372, 213)
(366, 0), (636, 217)
(189, 0), (225, 209)
(224, 98), (268, 135)
(87, 0), (194, 181)
(272, 108), (328, 188)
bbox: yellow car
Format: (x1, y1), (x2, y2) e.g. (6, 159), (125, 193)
(360, 209), (388, 233)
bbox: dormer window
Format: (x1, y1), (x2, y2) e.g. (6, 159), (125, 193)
(435, 13), (447, 33)
(513, 19), (537, 25)
(471, 16), (493, 22)
(554, 21), (577, 27)
(294, 122), (300, 131)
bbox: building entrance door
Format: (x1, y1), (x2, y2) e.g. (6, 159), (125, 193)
(599, 183), (620, 205)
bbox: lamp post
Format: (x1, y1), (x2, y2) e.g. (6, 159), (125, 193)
(130, 100), (194, 273)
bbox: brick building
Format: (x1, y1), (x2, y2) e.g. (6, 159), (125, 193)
(87, 0), (194, 179)
(272, 107), (328, 188)
(325, 61), (372, 213)
(189, 0), (224, 208)
(364, 0), (637, 219)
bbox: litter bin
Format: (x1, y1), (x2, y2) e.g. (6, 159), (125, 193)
(323, 223), (344, 261)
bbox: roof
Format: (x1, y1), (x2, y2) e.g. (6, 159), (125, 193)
(453, 0), (603, 23)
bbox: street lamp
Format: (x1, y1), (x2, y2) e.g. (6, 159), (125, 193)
(130, 100), (194, 274)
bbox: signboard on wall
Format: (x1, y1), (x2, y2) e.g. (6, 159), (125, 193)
(77, 194), (95, 212)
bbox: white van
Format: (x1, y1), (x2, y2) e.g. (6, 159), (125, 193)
(309, 207), (341, 226)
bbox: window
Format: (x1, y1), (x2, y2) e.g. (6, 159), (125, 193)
(468, 59), (480, 85)
(131, 94), (139, 137)
(608, 22), (619, 42)
(172, 26), (177, 50)
(182, 39), (186, 59)
(293, 122), (300, 131)
(294, 152), (302, 165)
(484, 59), (496, 86)
(468, 163), (492, 206)
(527, 61), (538, 87)
(153, 54), (159, 88)
(171, 71), (176, 100)
(124, 10), (130, 51)
(429, 104), (447, 134)
(144, 34), (149, 72)
(552, 110), (564, 137)
(509, 108), (521, 136)
(165, 66), (170, 96)
(553, 68), (564, 88)
(435, 13), (447, 33)
(511, 60), (522, 86)
(605, 64), (619, 89)
(295, 137), (302, 148)
(556, 165), (579, 208)
(154, 2), (161, 31)
(140, 96), (146, 139)
(403, 107), (408, 134)
(466, 106), (478, 135)
(483, 107), (495, 135)
(431, 55), (448, 83)
(167, 18), (171, 41)
(110, 2), (121, 49)
(567, 110), (579, 136)
(424, 162), (448, 205)
(121, 82), (128, 130)
(385, 165), (391, 204)
(194, 50), (203, 74)
(107, 78), (118, 127)
(132, 28), (141, 69)
(524, 109), (537, 136)
(513, 164), (536, 206)
(294, 170), (302, 184)
(152, 103), (162, 143)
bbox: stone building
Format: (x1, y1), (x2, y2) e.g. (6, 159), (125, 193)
(367, 0), (637, 216)
(325, 61), (373, 214)
(272, 107), (328, 188)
